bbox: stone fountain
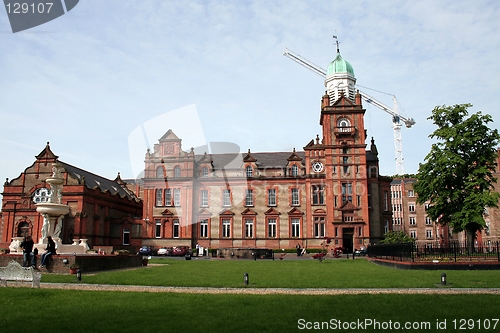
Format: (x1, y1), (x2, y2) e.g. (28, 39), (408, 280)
(34, 163), (87, 254)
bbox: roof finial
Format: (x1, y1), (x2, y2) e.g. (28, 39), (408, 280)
(333, 35), (340, 53)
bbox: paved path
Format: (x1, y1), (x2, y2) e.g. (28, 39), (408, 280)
(6, 282), (500, 295)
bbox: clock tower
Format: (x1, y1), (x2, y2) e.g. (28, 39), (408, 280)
(304, 46), (373, 252)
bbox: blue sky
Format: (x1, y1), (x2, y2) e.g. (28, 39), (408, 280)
(1, 1), (499, 187)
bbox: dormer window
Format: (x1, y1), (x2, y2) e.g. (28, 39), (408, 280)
(201, 167), (209, 178)
(245, 165), (253, 178)
(291, 164), (299, 176)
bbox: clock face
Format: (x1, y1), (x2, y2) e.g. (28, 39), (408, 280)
(33, 187), (51, 203)
(312, 161), (324, 173)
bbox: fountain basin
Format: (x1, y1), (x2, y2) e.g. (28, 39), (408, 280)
(36, 203), (70, 215)
(45, 177), (64, 185)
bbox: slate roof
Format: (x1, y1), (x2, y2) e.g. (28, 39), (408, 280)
(391, 178), (416, 185)
(198, 151), (375, 169)
(60, 161), (140, 202)
(195, 151), (306, 169)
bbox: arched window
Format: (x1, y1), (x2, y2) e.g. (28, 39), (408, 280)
(291, 164), (299, 176)
(174, 166), (181, 177)
(32, 188), (51, 203)
(201, 167), (209, 178)
(156, 166), (164, 178)
(245, 165), (253, 178)
(337, 118), (351, 129)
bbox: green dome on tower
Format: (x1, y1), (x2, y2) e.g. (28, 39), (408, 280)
(326, 52), (354, 76)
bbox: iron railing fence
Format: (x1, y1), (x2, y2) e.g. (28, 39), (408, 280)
(367, 241), (500, 262)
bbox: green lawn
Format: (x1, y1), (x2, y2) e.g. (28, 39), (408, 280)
(2, 259), (500, 333)
(1, 288), (499, 333)
(41, 258), (500, 289)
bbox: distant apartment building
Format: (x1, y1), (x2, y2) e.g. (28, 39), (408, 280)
(390, 178), (455, 245)
(392, 166), (500, 245)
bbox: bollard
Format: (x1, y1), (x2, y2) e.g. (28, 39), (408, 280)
(76, 268), (82, 282)
(244, 272), (249, 285)
(441, 272), (446, 286)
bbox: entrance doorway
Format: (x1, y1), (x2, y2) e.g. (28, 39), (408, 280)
(342, 228), (354, 253)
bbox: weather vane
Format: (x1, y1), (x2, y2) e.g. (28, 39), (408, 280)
(333, 35), (340, 53)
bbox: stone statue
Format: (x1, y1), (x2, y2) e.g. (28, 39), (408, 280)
(51, 164), (62, 178)
(41, 214), (50, 242)
(53, 215), (64, 239)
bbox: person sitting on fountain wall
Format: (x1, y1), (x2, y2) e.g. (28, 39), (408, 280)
(40, 236), (56, 268)
(20, 235), (35, 267)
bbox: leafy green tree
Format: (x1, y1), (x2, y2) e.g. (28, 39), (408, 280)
(380, 230), (415, 244)
(414, 104), (500, 251)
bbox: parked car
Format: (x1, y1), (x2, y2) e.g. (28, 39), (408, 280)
(157, 247), (173, 256)
(138, 246), (156, 256)
(354, 248), (367, 256)
(172, 246), (191, 256)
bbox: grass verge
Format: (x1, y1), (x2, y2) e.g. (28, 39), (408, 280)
(1, 288), (499, 333)
(41, 258), (500, 288)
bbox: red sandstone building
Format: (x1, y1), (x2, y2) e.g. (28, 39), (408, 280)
(0, 144), (142, 250)
(135, 49), (392, 253)
(1, 49), (393, 252)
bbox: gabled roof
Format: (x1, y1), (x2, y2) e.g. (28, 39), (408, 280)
(197, 152), (213, 164)
(59, 161), (140, 202)
(243, 149), (257, 162)
(159, 129), (181, 142)
(287, 148), (303, 162)
(36, 142), (58, 160)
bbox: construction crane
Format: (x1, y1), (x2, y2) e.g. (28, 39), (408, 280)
(283, 48), (415, 175)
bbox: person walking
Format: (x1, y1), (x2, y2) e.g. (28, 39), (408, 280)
(40, 236), (56, 268)
(20, 235), (35, 267)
